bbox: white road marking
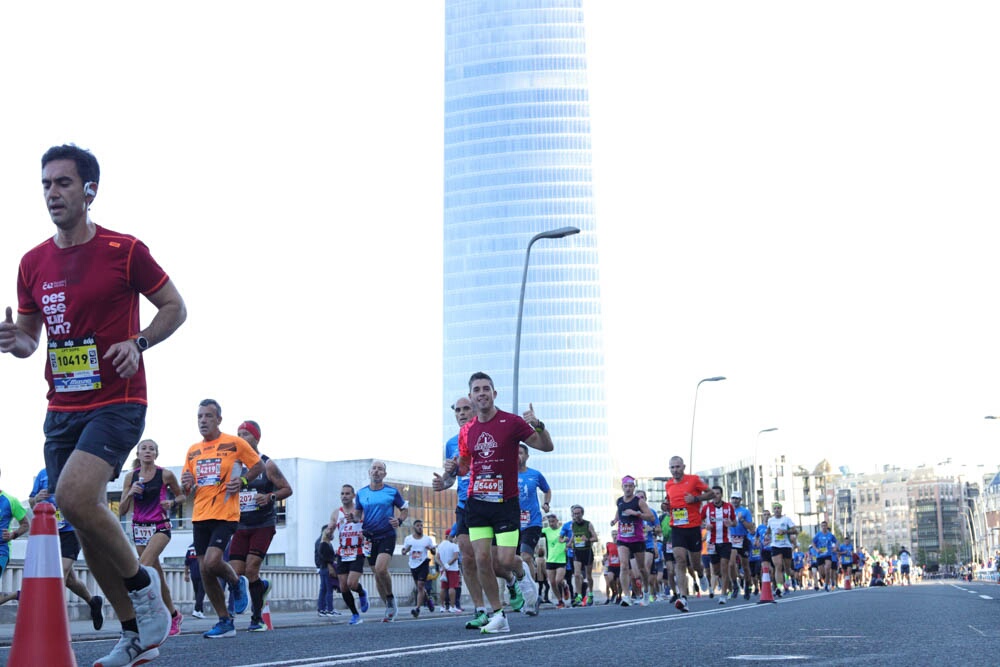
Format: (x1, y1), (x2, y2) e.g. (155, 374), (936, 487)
(230, 597), (833, 667)
(979, 595), (993, 600)
(728, 656), (809, 661)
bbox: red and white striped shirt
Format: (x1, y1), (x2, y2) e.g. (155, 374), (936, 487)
(700, 502), (735, 544)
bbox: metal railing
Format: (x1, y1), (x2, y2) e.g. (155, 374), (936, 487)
(0, 563), (422, 624)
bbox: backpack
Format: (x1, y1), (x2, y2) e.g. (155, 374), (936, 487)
(314, 537), (325, 568)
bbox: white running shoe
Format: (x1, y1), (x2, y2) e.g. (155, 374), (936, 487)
(129, 565), (170, 650)
(93, 631), (158, 667)
(480, 610), (510, 634)
(518, 560), (538, 613)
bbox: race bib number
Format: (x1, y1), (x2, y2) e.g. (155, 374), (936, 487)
(363, 538), (372, 557)
(731, 535), (743, 546)
(340, 546), (358, 562)
(196, 458), (222, 486)
(520, 510), (530, 527)
(664, 542), (674, 554)
(49, 337), (102, 393)
(706, 541), (716, 555)
(671, 508), (689, 525)
(819, 546), (828, 554)
(752, 548), (761, 558)
(239, 491), (258, 512)
(410, 550), (424, 562)
(133, 523), (155, 547)
(471, 474), (503, 502)
(574, 535), (588, 548)
(618, 521), (635, 539)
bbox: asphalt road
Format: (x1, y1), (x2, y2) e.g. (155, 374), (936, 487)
(3, 581), (998, 666)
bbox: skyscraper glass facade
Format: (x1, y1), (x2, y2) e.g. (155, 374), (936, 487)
(443, 0), (612, 520)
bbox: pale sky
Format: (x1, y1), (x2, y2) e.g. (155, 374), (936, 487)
(2, 2), (999, 501)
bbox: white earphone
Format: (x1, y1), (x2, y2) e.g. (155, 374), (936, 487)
(84, 182), (96, 197)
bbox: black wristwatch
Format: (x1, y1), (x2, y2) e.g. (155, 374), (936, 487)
(134, 336), (150, 353)
(534, 420), (545, 433)
(269, 493), (277, 504)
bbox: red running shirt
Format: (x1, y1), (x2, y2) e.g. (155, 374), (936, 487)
(700, 501), (735, 544)
(459, 410), (536, 503)
(665, 474), (709, 528)
(16, 226), (169, 410)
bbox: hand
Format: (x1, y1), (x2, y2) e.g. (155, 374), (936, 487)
(224, 476), (242, 494)
(684, 494), (695, 503)
(256, 493), (270, 506)
(34, 488), (50, 503)
(522, 402), (539, 428)
(1, 530), (12, 541)
(104, 339), (142, 379)
(130, 479), (145, 496)
(432, 473), (444, 491)
(0, 308), (17, 354)
(160, 499), (174, 512)
(443, 457), (458, 475)
(389, 517), (400, 528)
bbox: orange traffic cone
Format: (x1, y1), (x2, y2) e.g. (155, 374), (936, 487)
(262, 602), (273, 630)
(9, 502), (78, 666)
(757, 562), (776, 604)
(843, 570), (852, 590)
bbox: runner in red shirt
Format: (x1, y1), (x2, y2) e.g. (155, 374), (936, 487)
(700, 486), (736, 604)
(603, 534), (621, 604)
(664, 456), (713, 612)
(457, 371), (553, 634)
(1, 145), (187, 666)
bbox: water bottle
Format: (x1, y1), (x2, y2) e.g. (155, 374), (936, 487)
(135, 477), (145, 501)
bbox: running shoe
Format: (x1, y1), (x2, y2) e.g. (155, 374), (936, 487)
(383, 600), (397, 623)
(192, 610), (206, 619)
(203, 617), (236, 638)
(507, 581), (525, 612)
(350, 614), (363, 625)
(169, 611), (183, 636)
(603, 597), (612, 605)
(744, 587), (751, 601)
(709, 588), (714, 599)
(648, 593), (655, 604)
(466, 610), (490, 629)
(637, 596), (648, 607)
(674, 596), (689, 612)
(449, 606), (463, 614)
(129, 565), (170, 650)
(480, 610), (509, 634)
(261, 578), (272, 605)
(517, 560), (538, 611)
(358, 588), (370, 613)
(90, 595), (105, 631)
(248, 620), (268, 632)
(230, 576), (250, 615)
(439, 606), (449, 613)
(730, 589), (738, 600)
(774, 587), (782, 598)
(620, 597), (631, 607)
(572, 594), (583, 607)
(527, 595), (540, 617)
(93, 631), (158, 667)
(586, 593), (594, 606)
(718, 598), (726, 605)
(411, 607), (420, 618)
(427, 597), (435, 612)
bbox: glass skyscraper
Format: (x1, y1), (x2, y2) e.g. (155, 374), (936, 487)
(443, 0), (613, 521)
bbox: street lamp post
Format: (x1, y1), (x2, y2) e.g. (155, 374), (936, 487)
(511, 226), (580, 414)
(688, 376), (726, 472)
(752, 427), (778, 517)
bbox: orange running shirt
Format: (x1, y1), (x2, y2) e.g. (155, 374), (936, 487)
(183, 433), (261, 522)
(664, 474), (709, 528)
